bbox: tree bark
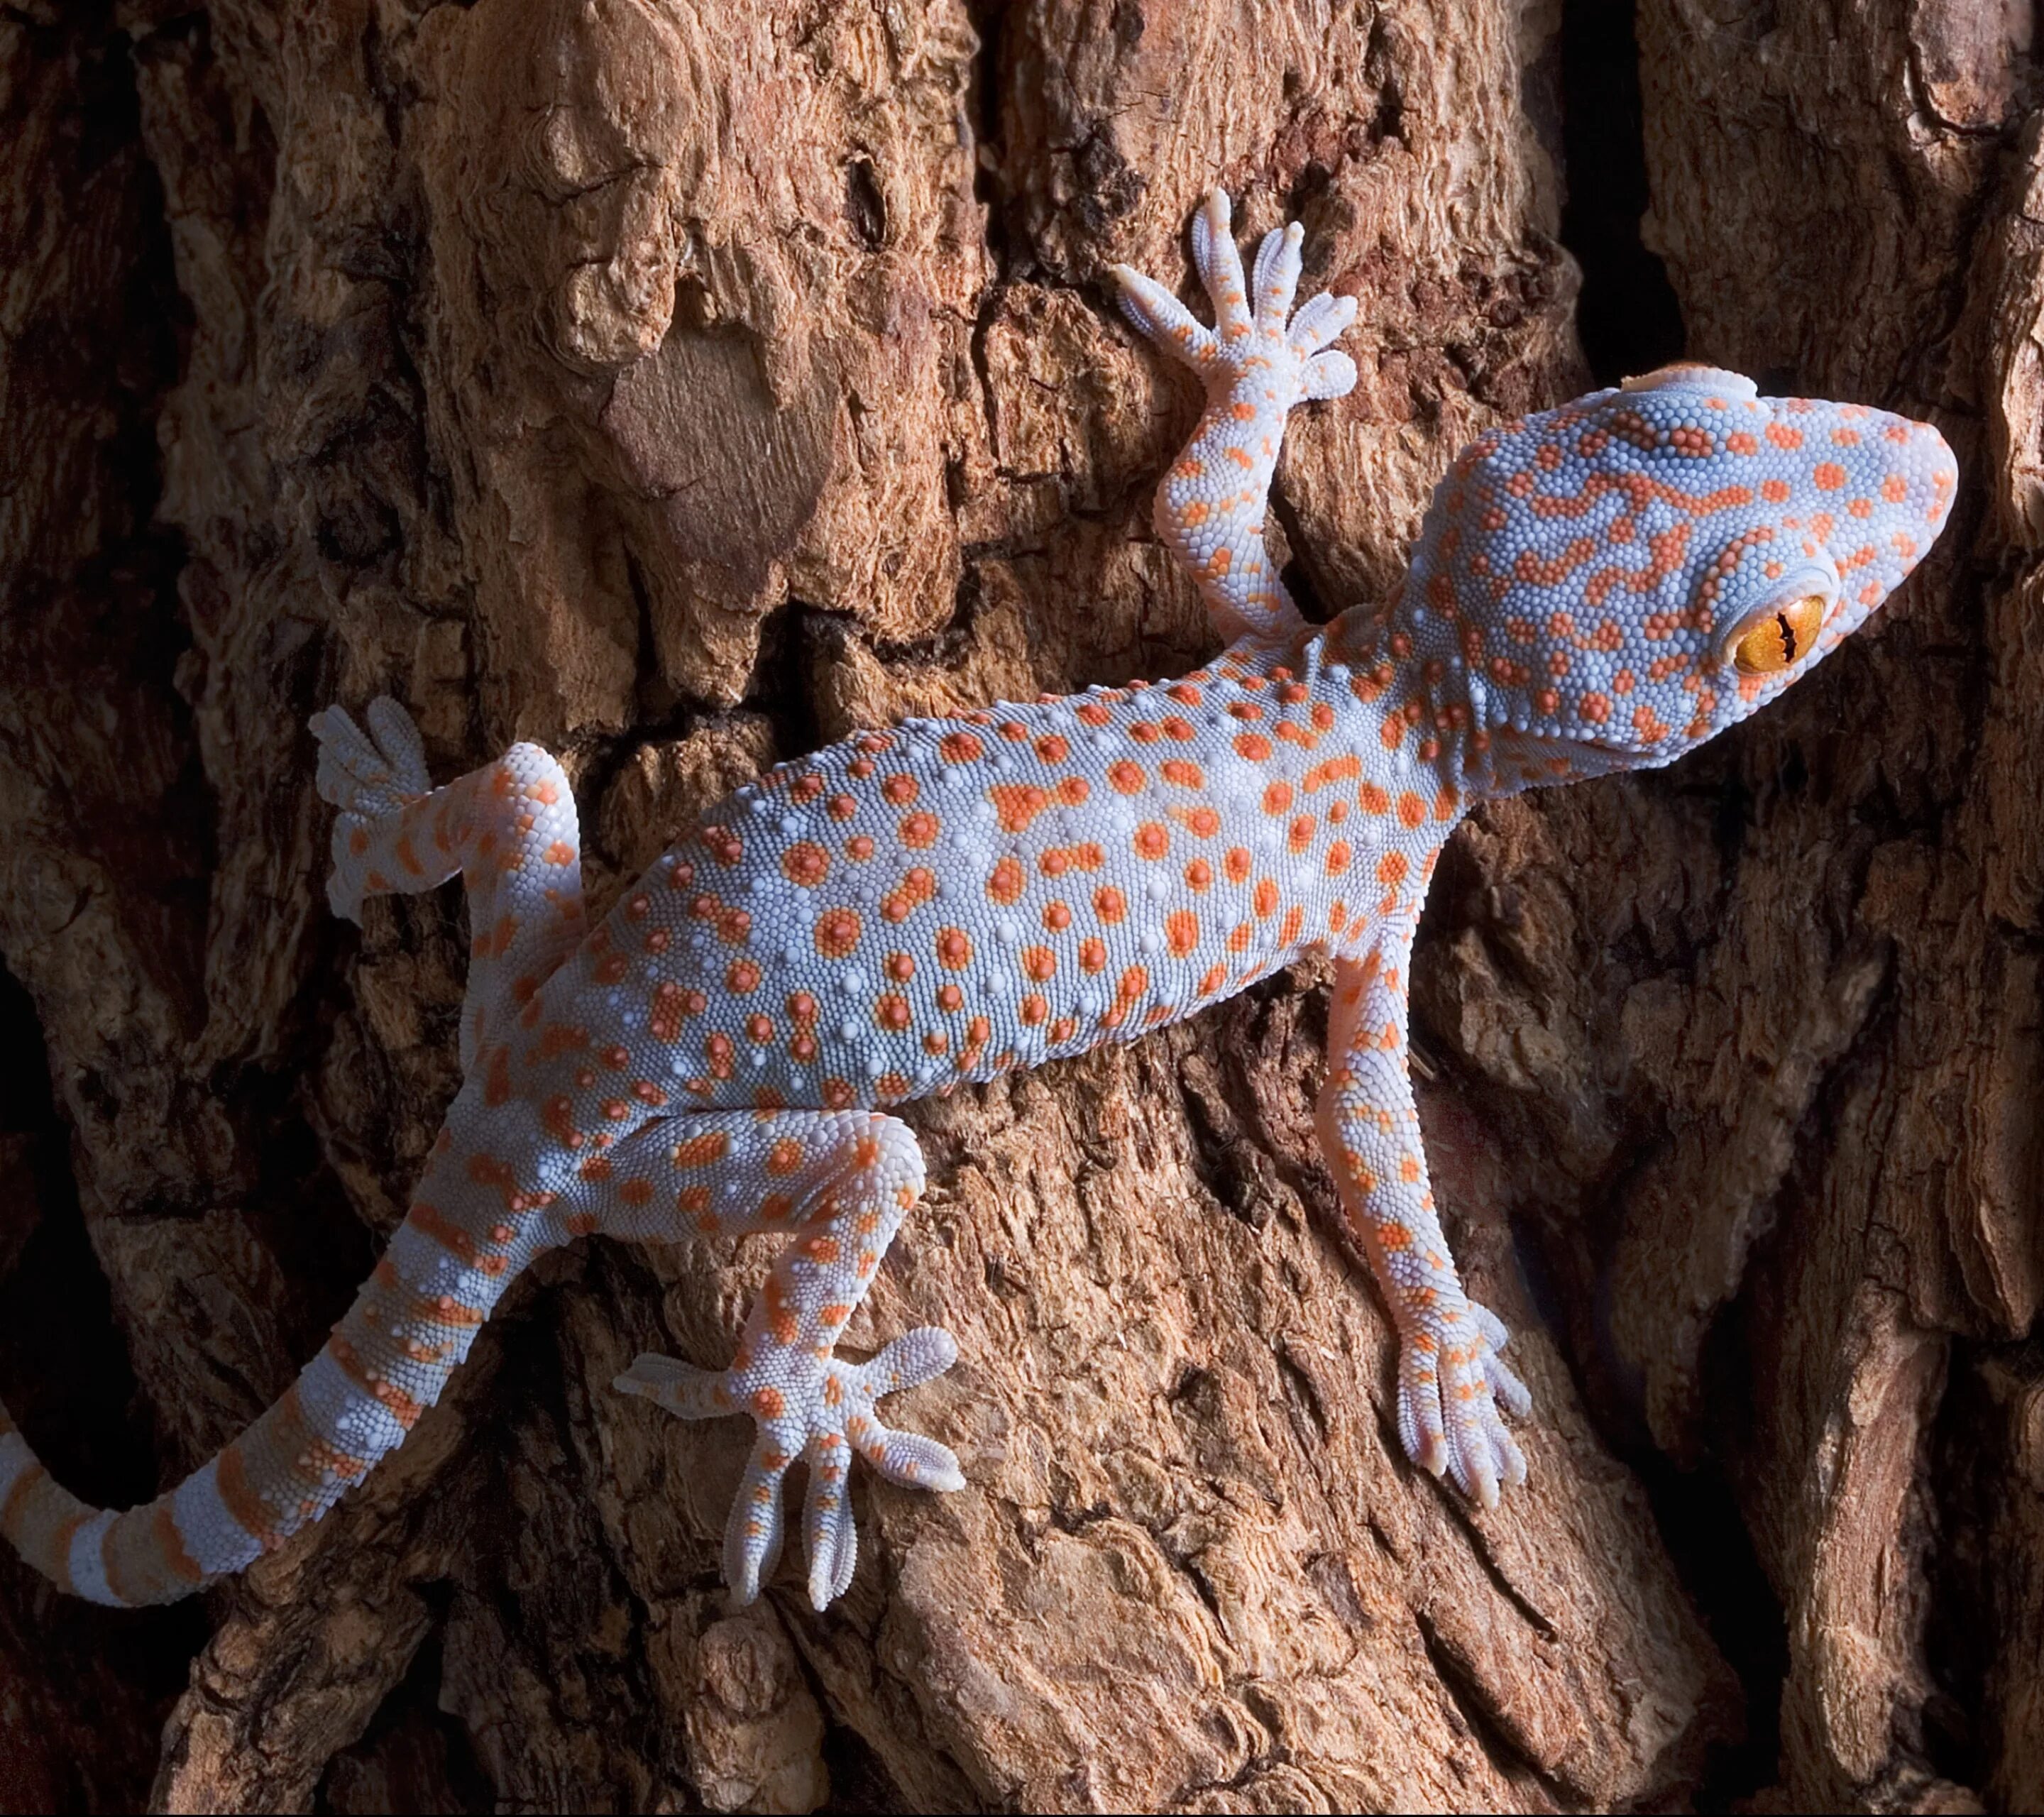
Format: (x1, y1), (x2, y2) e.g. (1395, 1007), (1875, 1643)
(0, 0), (2032, 1809)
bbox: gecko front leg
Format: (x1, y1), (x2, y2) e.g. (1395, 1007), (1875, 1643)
(1318, 920), (1531, 1503)
(1111, 190), (1358, 644)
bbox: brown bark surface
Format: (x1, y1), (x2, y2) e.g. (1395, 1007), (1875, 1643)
(0, 0), (2035, 1809)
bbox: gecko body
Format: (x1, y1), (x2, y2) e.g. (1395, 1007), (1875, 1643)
(0, 192), (1957, 1613)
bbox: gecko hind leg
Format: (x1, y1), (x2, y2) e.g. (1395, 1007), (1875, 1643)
(593, 1109), (963, 1610)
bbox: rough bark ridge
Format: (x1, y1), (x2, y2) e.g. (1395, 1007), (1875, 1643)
(0, 0), (2033, 1809)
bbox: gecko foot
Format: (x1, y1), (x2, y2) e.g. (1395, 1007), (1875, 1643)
(308, 696), (435, 922)
(1110, 189), (1358, 402)
(616, 1326), (964, 1610)
(309, 694), (431, 818)
(1397, 1299), (1531, 1509)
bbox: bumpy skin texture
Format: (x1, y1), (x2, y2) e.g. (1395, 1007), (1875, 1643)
(0, 192), (1957, 1613)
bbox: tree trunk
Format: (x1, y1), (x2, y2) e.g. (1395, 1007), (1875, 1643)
(0, 0), (2033, 1808)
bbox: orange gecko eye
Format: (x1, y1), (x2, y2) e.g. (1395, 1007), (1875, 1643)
(1727, 594), (1828, 674)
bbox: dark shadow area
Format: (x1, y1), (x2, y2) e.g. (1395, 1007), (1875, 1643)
(316, 1601), (497, 1816)
(0, 5), (216, 1806)
(0, 965), (211, 1813)
(1638, 1305), (1793, 1808)
(1559, 0), (1686, 383)
(1922, 1339), (2028, 1799)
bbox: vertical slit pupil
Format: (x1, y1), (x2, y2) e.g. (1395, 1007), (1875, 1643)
(1775, 611), (1798, 662)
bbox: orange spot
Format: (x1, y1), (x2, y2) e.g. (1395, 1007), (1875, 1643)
(815, 907), (863, 957)
(1303, 754), (1361, 793)
(1813, 462), (1845, 490)
(673, 1130), (732, 1169)
(989, 784), (1053, 833)
(988, 857), (1026, 904)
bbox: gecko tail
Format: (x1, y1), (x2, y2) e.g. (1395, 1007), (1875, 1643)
(0, 1312), (429, 1605)
(0, 1174), (555, 1605)
(0, 1403), (220, 1605)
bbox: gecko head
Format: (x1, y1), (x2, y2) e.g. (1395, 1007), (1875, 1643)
(1388, 365), (1958, 791)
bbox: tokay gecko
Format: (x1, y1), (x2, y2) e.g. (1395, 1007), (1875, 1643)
(0, 192), (1957, 1613)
